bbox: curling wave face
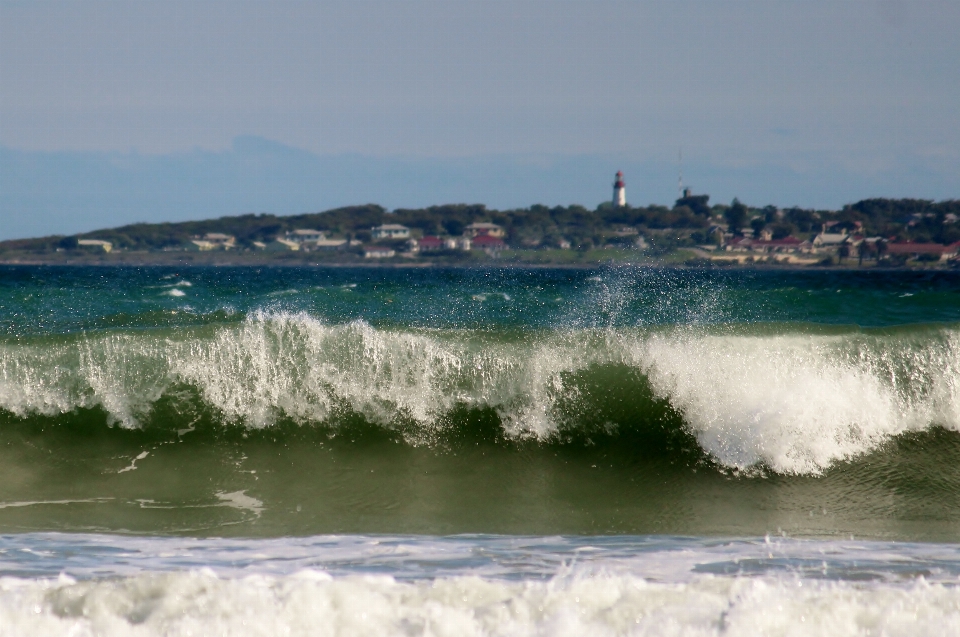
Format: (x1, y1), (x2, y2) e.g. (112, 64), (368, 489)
(4, 311), (960, 475)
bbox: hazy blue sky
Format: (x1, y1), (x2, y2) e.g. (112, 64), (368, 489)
(1, 0), (958, 239)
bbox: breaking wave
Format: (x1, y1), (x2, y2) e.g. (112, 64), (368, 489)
(3, 312), (960, 475)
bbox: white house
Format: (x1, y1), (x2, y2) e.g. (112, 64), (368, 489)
(812, 232), (849, 251)
(412, 236), (472, 253)
(363, 246), (396, 258)
(77, 239), (113, 252)
(371, 224), (410, 240)
(264, 239), (300, 252)
(186, 240), (216, 251)
(287, 229), (326, 243)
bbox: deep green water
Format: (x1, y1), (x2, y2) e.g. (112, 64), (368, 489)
(3, 265), (960, 540)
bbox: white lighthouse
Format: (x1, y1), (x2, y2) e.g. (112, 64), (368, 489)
(612, 171), (626, 207)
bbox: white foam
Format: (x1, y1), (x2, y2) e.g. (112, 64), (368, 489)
(632, 331), (958, 474)
(215, 490), (264, 517)
(1, 569), (958, 636)
(117, 451), (149, 474)
(0, 498), (113, 510)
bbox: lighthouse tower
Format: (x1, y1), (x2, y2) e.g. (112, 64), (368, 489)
(612, 171), (626, 207)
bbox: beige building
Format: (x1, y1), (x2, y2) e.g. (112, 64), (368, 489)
(202, 233), (236, 249)
(464, 222), (505, 238)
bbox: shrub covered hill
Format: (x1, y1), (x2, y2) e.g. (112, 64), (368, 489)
(2, 202), (712, 253)
(3, 197), (960, 255)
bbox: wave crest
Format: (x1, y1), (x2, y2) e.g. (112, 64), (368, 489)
(3, 313), (960, 475)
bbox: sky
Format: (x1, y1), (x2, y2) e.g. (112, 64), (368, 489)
(1, 0), (958, 240)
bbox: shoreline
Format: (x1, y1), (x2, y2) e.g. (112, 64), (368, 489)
(0, 253), (952, 272)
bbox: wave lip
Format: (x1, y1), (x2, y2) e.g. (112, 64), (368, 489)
(637, 330), (960, 474)
(3, 313), (960, 475)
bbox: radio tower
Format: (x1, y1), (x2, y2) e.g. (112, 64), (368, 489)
(613, 171), (626, 207)
(678, 148), (684, 198)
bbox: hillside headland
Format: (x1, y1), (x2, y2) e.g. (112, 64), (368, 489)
(3, 197), (959, 268)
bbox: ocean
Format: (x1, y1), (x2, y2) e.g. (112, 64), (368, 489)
(2, 264), (960, 634)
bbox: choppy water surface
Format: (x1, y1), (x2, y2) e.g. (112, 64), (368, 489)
(3, 265), (960, 634)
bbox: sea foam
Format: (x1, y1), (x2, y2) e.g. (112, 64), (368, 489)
(1, 569), (957, 636)
(3, 533), (960, 635)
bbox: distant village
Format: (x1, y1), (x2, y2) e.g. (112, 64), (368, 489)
(179, 222), (504, 260)
(55, 215), (960, 267)
(2, 171), (959, 267)
(695, 217), (960, 266)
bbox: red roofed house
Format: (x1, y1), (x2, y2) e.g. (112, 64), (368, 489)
(472, 234), (506, 254)
(885, 241), (960, 261)
(416, 236), (445, 252)
(749, 236), (803, 254)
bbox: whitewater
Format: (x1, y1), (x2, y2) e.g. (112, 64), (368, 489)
(4, 313), (960, 474)
(3, 265), (960, 634)
(3, 533), (960, 636)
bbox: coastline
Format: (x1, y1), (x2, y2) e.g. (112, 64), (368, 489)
(0, 252), (950, 272)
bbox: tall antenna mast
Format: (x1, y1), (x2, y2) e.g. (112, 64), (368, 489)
(678, 148), (684, 198)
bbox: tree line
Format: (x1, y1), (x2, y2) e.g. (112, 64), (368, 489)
(2, 196), (959, 254)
